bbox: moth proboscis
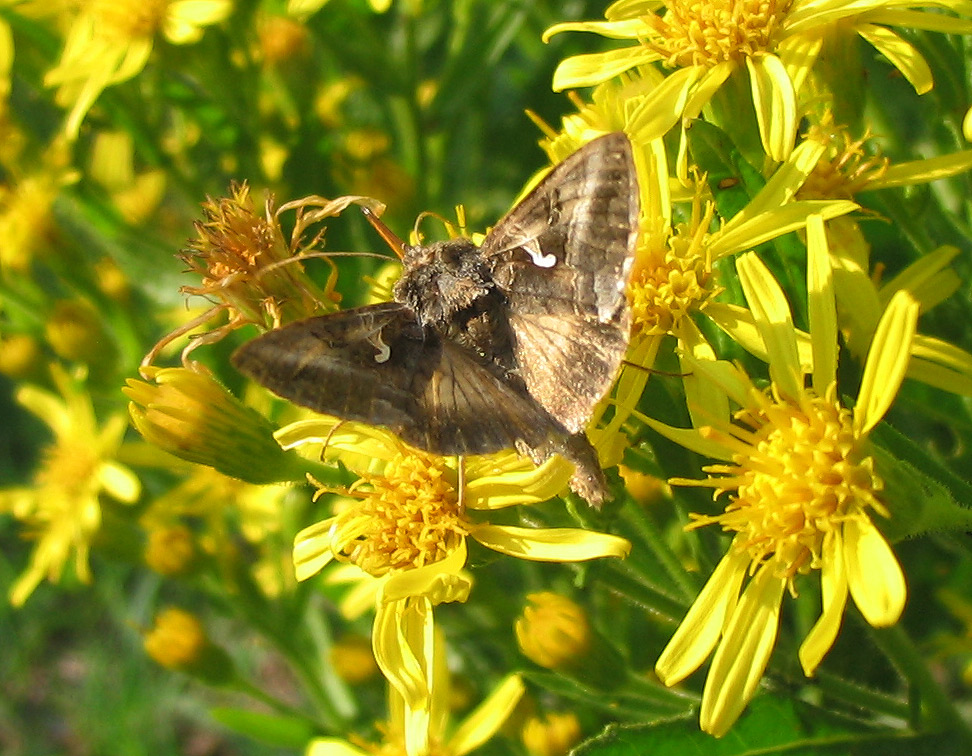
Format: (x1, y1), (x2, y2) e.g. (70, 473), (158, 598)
(232, 133), (640, 507)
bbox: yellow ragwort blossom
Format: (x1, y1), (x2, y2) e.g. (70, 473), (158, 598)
(796, 114), (972, 396)
(545, 0), (972, 160)
(44, 0), (233, 138)
(307, 632), (525, 756)
(0, 366), (140, 605)
(283, 418), (629, 754)
(650, 224), (916, 736)
(605, 136), (857, 443)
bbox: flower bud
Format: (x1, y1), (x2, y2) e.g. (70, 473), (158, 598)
(143, 607), (233, 684)
(330, 634), (379, 685)
(522, 711), (582, 756)
(515, 592), (590, 670)
(124, 366), (307, 484)
(144, 524), (198, 577)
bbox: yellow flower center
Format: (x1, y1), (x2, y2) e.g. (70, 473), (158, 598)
(628, 206), (715, 336)
(341, 452), (467, 577)
(695, 386), (884, 579)
(35, 439), (100, 499)
(648, 0), (791, 69)
(799, 119), (890, 200)
(91, 0), (170, 39)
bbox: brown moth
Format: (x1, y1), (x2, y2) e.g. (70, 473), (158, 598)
(232, 132), (639, 506)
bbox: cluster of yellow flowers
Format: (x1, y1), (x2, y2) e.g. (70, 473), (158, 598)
(4, 0), (972, 754)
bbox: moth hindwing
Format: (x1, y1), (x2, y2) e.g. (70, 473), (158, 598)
(232, 132), (640, 507)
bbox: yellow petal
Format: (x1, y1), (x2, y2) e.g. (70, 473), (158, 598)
(468, 523), (630, 561)
(683, 62), (733, 119)
(463, 453), (573, 510)
(551, 48), (659, 91)
(723, 139), (826, 228)
(798, 531), (849, 676)
(699, 563), (786, 738)
(655, 550), (749, 685)
(854, 290), (919, 435)
(864, 8), (972, 33)
(857, 24), (932, 94)
(542, 19), (650, 41)
(448, 675), (526, 756)
(879, 245), (960, 312)
(675, 319), (729, 429)
(306, 739), (369, 756)
(373, 596), (434, 711)
(844, 517), (906, 627)
(97, 461), (141, 503)
(165, 0), (232, 44)
(644, 417), (735, 460)
(711, 199), (857, 259)
(807, 214), (838, 392)
(870, 149), (972, 190)
(16, 385), (72, 438)
(627, 67), (701, 144)
(747, 53), (797, 161)
(380, 540), (472, 605)
(293, 518), (338, 581)
(776, 32), (822, 93)
(908, 335), (972, 396)
(736, 253), (803, 400)
(704, 302), (814, 373)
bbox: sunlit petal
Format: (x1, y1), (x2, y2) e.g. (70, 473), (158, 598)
(448, 675), (526, 756)
(854, 290), (919, 435)
(747, 53), (797, 161)
(737, 253), (802, 400)
(799, 532), (849, 676)
(655, 549), (749, 685)
(468, 523), (630, 561)
(700, 563), (786, 737)
(844, 517), (906, 627)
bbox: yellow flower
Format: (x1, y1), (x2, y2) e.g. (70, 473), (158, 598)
(602, 137), (856, 446)
(0, 366), (140, 605)
(0, 137), (78, 273)
(44, 0), (233, 138)
(147, 185), (380, 366)
(545, 0), (972, 160)
(650, 227), (916, 736)
(794, 115), (972, 396)
(284, 417), (629, 749)
(307, 636), (525, 756)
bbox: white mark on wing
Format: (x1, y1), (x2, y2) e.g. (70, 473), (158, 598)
(371, 330), (391, 363)
(523, 240), (556, 268)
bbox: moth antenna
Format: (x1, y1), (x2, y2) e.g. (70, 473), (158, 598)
(362, 207), (407, 260)
(254, 250), (394, 282)
(620, 360), (691, 378)
(412, 210), (456, 243)
(319, 419), (347, 461)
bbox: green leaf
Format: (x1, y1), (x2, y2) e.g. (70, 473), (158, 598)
(686, 119), (766, 223)
(573, 696), (949, 756)
(870, 421), (972, 541)
(208, 707), (315, 749)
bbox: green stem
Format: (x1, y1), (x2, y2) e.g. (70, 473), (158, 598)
(871, 624), (972, 745)
(619, 498), (701, 602)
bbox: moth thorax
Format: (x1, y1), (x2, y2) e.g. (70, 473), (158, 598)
(393, 238), (495, 329)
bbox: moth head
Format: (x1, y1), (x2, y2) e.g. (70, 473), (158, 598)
(393, 239), (494, 328)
